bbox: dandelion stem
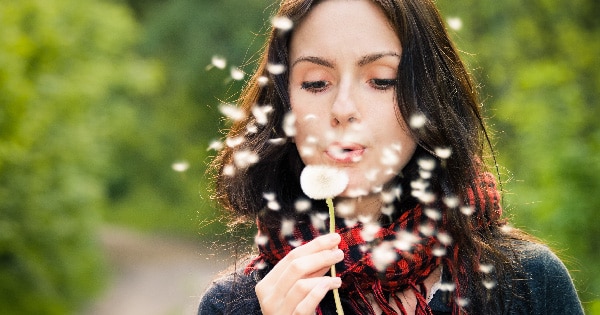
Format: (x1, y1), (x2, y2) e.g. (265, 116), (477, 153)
(326, 198), (344, 315)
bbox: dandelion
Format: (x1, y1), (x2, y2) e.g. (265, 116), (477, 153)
(409, 113), (427, 129)
(272, 16), (293, 31)
(219, 103), (246, 122)
(300, 165), (348, 315)
(267, 63), (286, 75)
(230, 67), (245, 80)
(171, 161), (190, 172)
(447, 17), (463, 31)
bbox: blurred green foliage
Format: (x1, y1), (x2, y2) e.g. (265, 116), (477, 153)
(1, 0), (598, 313)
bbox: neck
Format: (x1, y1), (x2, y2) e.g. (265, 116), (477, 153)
(334, 194), (383, 221)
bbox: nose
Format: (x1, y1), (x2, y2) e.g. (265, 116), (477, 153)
(330, 81), (360, 126)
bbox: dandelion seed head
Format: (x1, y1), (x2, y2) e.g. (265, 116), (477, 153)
(272, 16), (293, 31)
(372, 242), (397, 271)
(219, 103), (246, 122)
(435, 147), (452, 159)
(280, 219), (295, 236)
(300, 165), (349, 200)
(171, 161), (190, 172)
(447, 17), (463, 31)
(294, 198), (311, 213)
(409, 113), (427, 129)
(460, 205), (474, 216)
(230, 67), (245, 80)
(211, 55), (227, 69)
(267, 63), (286, 75)
(225, 136), (245, 148)
(207, 140), (224, 151)
(283, 112), (296, 137)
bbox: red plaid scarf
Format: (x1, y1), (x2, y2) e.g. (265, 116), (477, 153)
(246, 173), (502, 314)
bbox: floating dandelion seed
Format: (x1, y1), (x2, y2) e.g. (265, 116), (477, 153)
(432, 245), (447, 257)
(443, 196), (460, 208)
(460, 205), (474, 216)
(483, 279), (497, 290)
(255, 260), (267, 270)
(419, 170), (432, 179)
(440, 282), (456, 292)
(478, 263), (495, 274)
(419, 223), (435, 236)
(219, 103), (246, 122)
(304, 113), (317, 121)
(361, 222), (381, 242)
(207, 140), (224, 151)
(252, 104), (273, 125)
(437, 232), (453, 246)
(222, 164), (235, 177)
(299, 145), (316, 157)
(418, 157), (436, 171)
(246, 124), (258, 134)
(294, 198), (311, 212)
(365, 168), (379, 181)
(435, 147), (452, 159)
(424, 208), (442, 221)
(211, 55), (227, 69)
(344, 218), (358, 227)
(310, 213), (326, 231)
(263, 192), (276, 201)
(230, 67), (245, 80)
(257, 75), (269, 86)
(171, 161), (190, 172)
(336, 201), (355, 217)
(500, 224), (513, 234)
(347, 188), (368, 198)
(300, 165), (349, 200)
(272, 16), (294, 31)
(289, 239), (302, 247)
(267, 63), (286, 75)
(268, 138), (286, 145)
(381, 205), (395, 217)
(267, 200), (281, 211)
(394, 231), (420, 251)
(447, 17), (463, 31)
(381, 146), (400, 166)
(357, 214), (375, 224)
(409, 113), (427, 129)
(456, 297), (470, 307)
(283, 112), (296, 137)
(255, 234), (269, 246)
(281, 219), (295, 236)
(233, 150), (259, 168)
(372, 242), (397, 271)
(381, 190), (396, 204)
(225, 136), (244, 148)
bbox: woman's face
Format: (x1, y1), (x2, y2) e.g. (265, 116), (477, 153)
(289, 0), (417, 198)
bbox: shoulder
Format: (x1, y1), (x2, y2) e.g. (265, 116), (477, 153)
(509, 240), (584, 314)
(198, 265), (262, 315)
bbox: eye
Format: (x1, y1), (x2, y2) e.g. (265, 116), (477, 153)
(369, 79), (397, 91)
(301, 81), (330, 93)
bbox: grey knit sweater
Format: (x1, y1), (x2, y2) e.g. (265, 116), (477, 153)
(198, 240), (583, 315)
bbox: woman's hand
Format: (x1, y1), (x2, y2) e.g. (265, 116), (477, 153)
(255, 233), (344, 315)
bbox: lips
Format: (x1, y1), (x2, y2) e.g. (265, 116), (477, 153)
(326, 142), (365, 163)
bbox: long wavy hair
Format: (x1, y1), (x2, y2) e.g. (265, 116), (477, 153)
(210, 0), (530, 313)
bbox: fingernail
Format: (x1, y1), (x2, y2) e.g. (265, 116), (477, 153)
(331, 277), (342, 288)
(327, 233), (341, 243)
(332, 249), (344, 260)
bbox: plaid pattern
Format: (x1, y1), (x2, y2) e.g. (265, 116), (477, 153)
(247, 173), (501, 315)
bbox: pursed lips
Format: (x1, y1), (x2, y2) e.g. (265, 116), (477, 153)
(326, 142), (365, 163)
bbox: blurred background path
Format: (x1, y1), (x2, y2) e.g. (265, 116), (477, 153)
(82, 226), (232, 315)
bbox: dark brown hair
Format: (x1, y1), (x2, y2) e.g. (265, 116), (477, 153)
(210, 0), (528, 313)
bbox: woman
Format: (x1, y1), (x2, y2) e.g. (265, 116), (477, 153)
(199, 0), (583, 314)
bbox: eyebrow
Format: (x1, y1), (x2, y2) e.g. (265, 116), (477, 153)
(291, 52), (401, 69)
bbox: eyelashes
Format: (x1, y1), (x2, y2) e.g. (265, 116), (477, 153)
(300, 79), (397, 93)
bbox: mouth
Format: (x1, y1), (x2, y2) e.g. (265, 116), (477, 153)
(326, 143), (365, 163)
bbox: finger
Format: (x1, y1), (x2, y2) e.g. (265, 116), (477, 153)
(293, 277), (342, 315)
(268, 233), (341, 281)
(273, 248), (343, 294)
(285, 277), (341, 311)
